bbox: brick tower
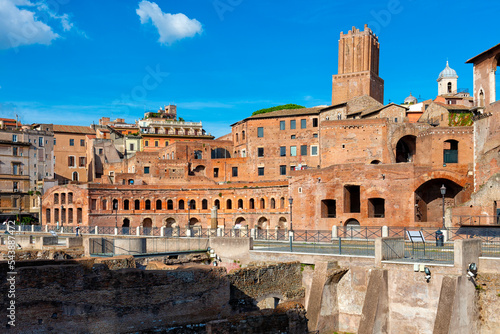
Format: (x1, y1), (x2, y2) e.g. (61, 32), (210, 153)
(332, 25), (384, 105)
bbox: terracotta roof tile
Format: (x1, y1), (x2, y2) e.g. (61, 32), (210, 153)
(53, 125), (96, 134)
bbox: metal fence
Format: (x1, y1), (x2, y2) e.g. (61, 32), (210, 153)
(254, 238), (375, 257)
(403, 242), (454, 264)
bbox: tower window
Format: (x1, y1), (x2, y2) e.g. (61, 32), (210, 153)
(447, 82), (452, 94)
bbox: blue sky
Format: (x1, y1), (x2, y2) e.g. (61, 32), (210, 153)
(0, 0), (499, 138)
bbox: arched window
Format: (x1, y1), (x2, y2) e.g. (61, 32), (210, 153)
(214, 199), (220, 209)
(202, 199), (208, 210)
(238, 199), (243, 209)
(189, 200), (196, 210)
(242, 130), (245, 140)
(479, 89), (485, 107)
(447, 82), (452, 93)
(280, 197), (285, 209)
(270, 198), (276, 209)
(145, 200), (151, 210)
(167, 199), (173, 210)
(236, 133), (239, 142)
(128, 179), (134, 185)
(72, 171), (79, 181)
(134, 199), (140, 210)
(179, 200), (185, 210)
(54, 193), (59, 204)
(156, 199), (162, 210)
(226, 199), (232, 209)
(260, 198), (265, 209)
(249, 198), (255, 209)
(123, 200), (129, 210)
(102, 199), (107, 210)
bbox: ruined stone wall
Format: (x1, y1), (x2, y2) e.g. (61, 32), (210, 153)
(320, 118), (390, 166)
(0, 260), (231, 333)
(474, 108), (500, 190)
(227, 262), (305, 311)
(476, 273), (500, 333)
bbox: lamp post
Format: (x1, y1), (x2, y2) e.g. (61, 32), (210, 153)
(288, 197), (293, 252)
(113, 200), (118, 229)
(187, 200), (191, 227)
(440, 184), (446, 230)
(60, 205), (64, 228)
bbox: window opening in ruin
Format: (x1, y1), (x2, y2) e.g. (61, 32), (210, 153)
(122, 218), (130, 228)
(443, 140), (458, 164)
(368, 198), (385, 218)
(156, 200), (162, 210)
(178, 200), (185, 210)
(68, 192), (73, 204)
(232, 167), (238, 177)
(77, 208), (82, 223)
(236, 133), (239, 141)
(91, 199), (97, 210)
(68, 208), (73, 224)
(396, 136), (416, 163)
(167, 200), (173, 210)
(313, 118), (318, 127)
(271, 198), (276, 209)
(260, 198), (265, 209)
(280, 197), (285, 208)
(214, 199), (220, 209)
(135, 200), (140, 210)
(54, 193), (59, 204)
(54, 208), (59, 224)
(144, 166), (150, 174)
(370, 160), (381, 164)
(321, 200), (336, 218)
(124, 200), (129, 210)
(344, 185), (361, 213)
(194, 150), (202, 159)
(61, 208), (66, 224)
(280, 165), (286, 175)
(227, 199), (232, 209)
(46, 209), (51, 223)
(238, 199), (243, 209)
(242, 131), (245, 140)
(249, 198), (255, 209)
(214, 168), (219, 178)
(345, 219), (360, 227)
(145, 200), (151, 210)
(202, 199), (208, 210)
(102, 199), (107, 210)
(128, 179), (134, 185)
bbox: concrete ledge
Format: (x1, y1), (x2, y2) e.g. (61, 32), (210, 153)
(454, 239), (481, 274)
(114, 238), (146, 255)
(67, 237), (83, 248)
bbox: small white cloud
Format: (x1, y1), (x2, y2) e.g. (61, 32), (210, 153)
(136, 0), (202, 46)
(0, 0), (59, 49)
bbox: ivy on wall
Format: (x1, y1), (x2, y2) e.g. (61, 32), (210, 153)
(448, 112), (473, 127)
(251, 104), (305, 116)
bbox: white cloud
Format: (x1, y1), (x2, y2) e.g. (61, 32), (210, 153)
(0, 0), (83, 50)
(136, 1), (202, 46)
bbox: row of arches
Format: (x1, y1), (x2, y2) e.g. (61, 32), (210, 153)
(120, 215), (289, 229)
(95, 196), (289, 212)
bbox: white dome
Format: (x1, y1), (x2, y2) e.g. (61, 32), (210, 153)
(438, 61), (458, 80)
(404, 93), (418, 104)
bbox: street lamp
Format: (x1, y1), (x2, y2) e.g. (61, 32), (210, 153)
(440, 184), (446, 230)
(60, 205), (64, 228)
(113, 200), (118, 229)
(187, 199), (192, 227)
(288, 197), (293, 252)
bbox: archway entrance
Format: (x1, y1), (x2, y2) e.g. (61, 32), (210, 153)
(396, 136), (416, 163)
(235, 217), (246, 228)
(345, 219), (360, 226)
(257, 217), (269, 229)
(414, 178), (464, 223)
(277, 217), (287, 229)
(142, 218), (153, 228)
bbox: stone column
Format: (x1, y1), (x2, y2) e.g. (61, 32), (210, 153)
(382, 226), (389, 238)
(210, 206), (218, 229)
(332, 225), (338, 239)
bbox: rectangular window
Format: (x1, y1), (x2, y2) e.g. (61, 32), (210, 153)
(79, 157), (86, 167)
(311, 145), (318, 156)
(232, 167), (238, 177)
(214, 168), (219, 178)
(258, 147), (264, 157)
(54, 138), (56, 145)
(38, 137), (43, 146)
(344, 185), (361, 213)
(313, 133), (318, 138)
(280, 165), (286, 175)
(145, 141), (149, 147)
(301, 119), (307, 129)
(301, 145), (307, 156)
(69, 139), (74, 146)
(80, 139), (85, 146)
(291, 135), (296, 139)
(13, 181), (18, 191)
(290, 146), (297, 156)
(321, 200), (336, 218)
(290, 120), (296, 129)
(280, 121), (285, 130)
(258, 167), (264, 176)
(12, 135), (17, 142)
(257, 127), (264, 138)
(155, 141), (159, 147)
(12, 147), (18, 156)
(68, 156), (75, 167)
(280, 146), (286, 157)
(98, 148), (103, 155)
(144, 166), (150, 174)
(130, 143), (134, 151)
(313, 118), (318, 127)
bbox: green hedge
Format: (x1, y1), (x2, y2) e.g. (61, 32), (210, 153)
(251, 104), (305, 116)
(448, 112), (473, 127)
